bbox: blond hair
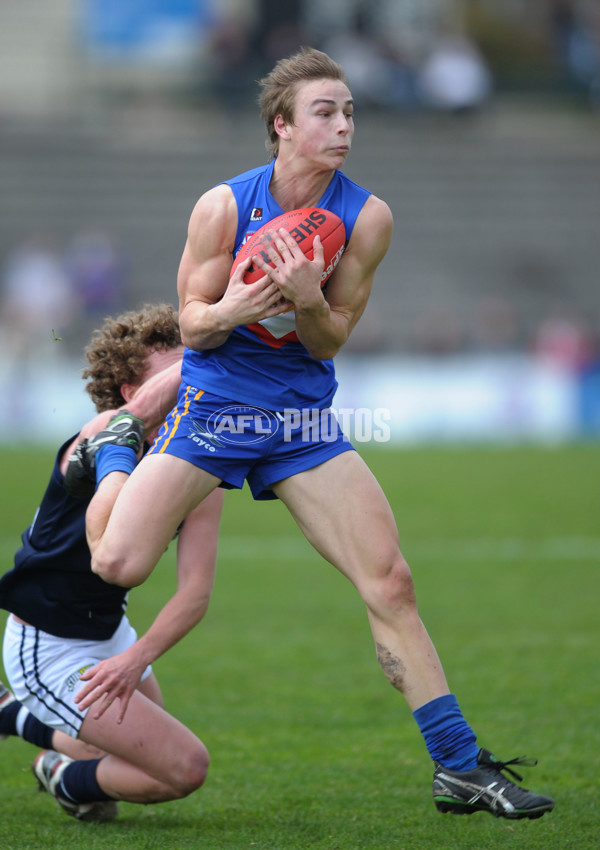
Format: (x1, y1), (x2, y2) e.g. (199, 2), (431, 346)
(258, 47), (348, 158)
(82, 303), (180, 412)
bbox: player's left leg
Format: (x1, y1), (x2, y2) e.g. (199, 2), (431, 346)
(273, 452), (554, 819)
(273, 450), (449, 710)
(50, 731), (105, 761)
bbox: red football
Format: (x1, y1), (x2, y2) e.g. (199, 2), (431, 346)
(230, 207), (346, 286)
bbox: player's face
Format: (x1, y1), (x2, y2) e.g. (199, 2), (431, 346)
(287, 78), (354, 169)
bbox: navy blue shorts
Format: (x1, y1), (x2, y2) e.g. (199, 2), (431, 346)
(148, 386), (355, 500)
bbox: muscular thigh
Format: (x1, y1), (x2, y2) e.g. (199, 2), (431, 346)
(103, 453), (220, 573)
(79, 688), (200, 777)
(273, 451), (401, 587)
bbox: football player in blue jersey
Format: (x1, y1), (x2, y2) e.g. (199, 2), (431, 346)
(0, 304), (223, 821)
(87, 49), (553, 820)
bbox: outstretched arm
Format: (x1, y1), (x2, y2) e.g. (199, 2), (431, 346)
(75, 487), (224, 723)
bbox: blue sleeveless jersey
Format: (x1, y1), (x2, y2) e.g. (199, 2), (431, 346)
(181, 162), (371, 410)
(0, 437), (129, 640)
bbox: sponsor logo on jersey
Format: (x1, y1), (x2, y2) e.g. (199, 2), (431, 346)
(250, 207), (263, 221)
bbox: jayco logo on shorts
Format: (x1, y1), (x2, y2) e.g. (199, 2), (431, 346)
(65, 664), (93, 692)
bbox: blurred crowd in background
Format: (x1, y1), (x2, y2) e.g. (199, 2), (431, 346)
(203, 0), (600, 113)
(1, 229), (596, 371)
(0, 0), (599, 440)
(65, 0), (600, 112)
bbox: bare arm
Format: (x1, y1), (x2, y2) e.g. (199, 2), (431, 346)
(253, 195), (393, 360)
(75, 488), (224, 723)
(178, 184), (292, 351)
(127, 358), (182, 435)
(58, 356), (183, 478)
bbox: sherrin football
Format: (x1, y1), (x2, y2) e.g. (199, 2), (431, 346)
(230, 207), (346, 286)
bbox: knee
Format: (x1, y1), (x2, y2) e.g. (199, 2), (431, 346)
(91, 548), (124, 585)
(365, 555), (417, 617)
(91, 549), (144, 588)
(169, 741), (210, 798)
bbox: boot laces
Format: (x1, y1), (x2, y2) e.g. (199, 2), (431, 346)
(492, 755), (538, 783)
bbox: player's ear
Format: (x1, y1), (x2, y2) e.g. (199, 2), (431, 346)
(120, 384), (136, 403)
(273, 114), (291, 141)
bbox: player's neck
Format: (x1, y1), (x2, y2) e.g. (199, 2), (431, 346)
(269, 158), (335, 213)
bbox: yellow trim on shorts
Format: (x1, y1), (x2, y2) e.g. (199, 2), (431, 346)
(156, 387), (205, 453)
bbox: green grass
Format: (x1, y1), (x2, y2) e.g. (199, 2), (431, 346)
(0, 444), (598, 849)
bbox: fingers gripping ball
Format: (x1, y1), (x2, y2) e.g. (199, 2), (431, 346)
(230, 208), (346, 286)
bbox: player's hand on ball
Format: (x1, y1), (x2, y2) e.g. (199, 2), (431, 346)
(255, 228), (325, 308)
(222, 255), (293, 325)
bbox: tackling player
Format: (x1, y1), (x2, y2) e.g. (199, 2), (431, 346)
(0, 304), (222, 820)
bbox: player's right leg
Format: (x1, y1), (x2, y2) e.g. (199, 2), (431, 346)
(64, 410), (145, 499)
(6, 614), (206, 816)
(90, 452), (221, 588)
(34, 688), (208, 817)
(77, 688), (209, 803)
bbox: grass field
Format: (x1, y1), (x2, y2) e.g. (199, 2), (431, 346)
(0, 443), (598, 850)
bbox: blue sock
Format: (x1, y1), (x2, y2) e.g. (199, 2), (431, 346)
(413, 694), (479, 770)
(95, 444), (137, 489)
(59, 759), (115, 804)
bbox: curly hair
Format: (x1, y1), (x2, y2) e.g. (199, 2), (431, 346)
(258, 47), (348, 159)
(82, 303), (181, 412)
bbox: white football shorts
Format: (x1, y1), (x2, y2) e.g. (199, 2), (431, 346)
(2, 614), (152, 738)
